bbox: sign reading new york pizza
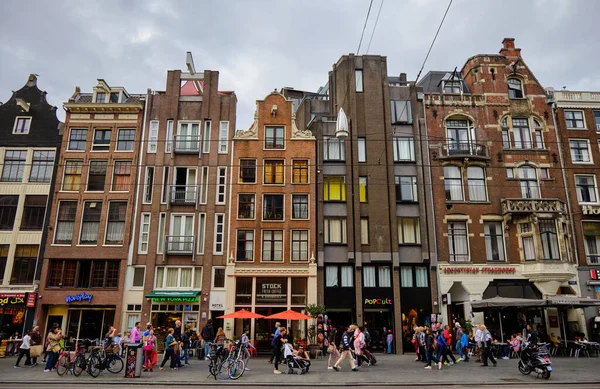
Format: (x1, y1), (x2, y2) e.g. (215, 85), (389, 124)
(443, 267), (517, 274)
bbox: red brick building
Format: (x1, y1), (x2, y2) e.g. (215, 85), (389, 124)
(37, 80), (145, 339)
(420, 39), (579, 338)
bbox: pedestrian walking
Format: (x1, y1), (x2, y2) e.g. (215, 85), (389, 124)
(239, 327), (254, 371)
(272, 327), (287, 374)
(353, 325), (366, 369)
(333, 326), (358, 371)
(201, 320), (215, 361)
(14, 330), (32, 368)
(327, 324), (340, 370)
(386, 330), (393, 354)
(160, 328), (178, 371)
(182, 330), (191, 366)
(459, 329), (470, 361)
(474, 324), (483, 362)
(143, 329), (157, 372)
(44, 325), (62, 372)
(424, 328), (439, 370)
(268, 322), (281, 364)
(480, 325), (497, 367)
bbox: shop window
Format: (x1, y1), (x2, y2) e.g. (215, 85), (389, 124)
(467, 167), (487, 202)
(292, 160), (309, 183)
(357, 138), (366, 162)
(132, 267), (145, 288)
(87, 160), (107, 191)
(262, 230), (283, 261)
(395, 176), (417, 202)
(398, 217), (420, 244)
(10, 245), (38, 285)
(323, 136), (345, 161)
(0, 195), (19, 230)
(520, 223), (536, 261)
(576, 175), (598, 203)
(291, 278), (307, 305)
(518, 166), (540, 198)
(323, 176), (346, 201)
(448, 221), (469, 262)
(213, 268), (225, 288)
(264, 126), (284, 149)
(0, 245), (8, 284)
(359, 177), (368, 202)
(264, 160), (284, 184)
(235, 277), (252, 305)
(54, 201), (77, 244)
(106, 202), (127, 245)
(400, 266), (413, 288)
(324, 218), (347, 244)
(292, 194), (308, 220)
(583, 222), (600, 265)
(263, 194), (284, 220)
(415, 267), (428, 287)
(240, 159), (256, 183)
(507, 78), (524, 99)
(30, 150), (55, 182)
(112, 161), (132, 191)
(484, 221), (505, 262)
(444, 166), (463, 201)
(291, 230), (309, 261)
(392, 136), (415, 162)
(236, 230), (254, 261)
(539, 219), (560, 261)
(92, 129), (111, 151)
(68, 129), (87, 151)
(1, 150), (27, 182)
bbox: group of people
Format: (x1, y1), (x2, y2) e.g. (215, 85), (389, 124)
(324, 323), (377, 372)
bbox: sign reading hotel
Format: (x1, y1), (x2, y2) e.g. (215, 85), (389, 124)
(443, 267), (517, 274)
(582, 205), (600, 215)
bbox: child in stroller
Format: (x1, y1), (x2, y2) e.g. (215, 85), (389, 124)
(283, 343), (311, 374)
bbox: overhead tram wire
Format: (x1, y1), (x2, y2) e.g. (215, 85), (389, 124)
(366, 0), (385, 54)
(356, 0), (375, 55)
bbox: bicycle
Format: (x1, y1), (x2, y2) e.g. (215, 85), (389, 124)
(206, 342), (226, 380)
(86, 342), (124, 377)
(217, 341), (246, 380)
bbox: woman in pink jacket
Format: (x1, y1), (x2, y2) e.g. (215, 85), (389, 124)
(353, 325), (365, 369)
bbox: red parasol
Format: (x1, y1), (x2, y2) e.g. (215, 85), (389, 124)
(264, 309), (313, 320)
(217, 309), (265, 319)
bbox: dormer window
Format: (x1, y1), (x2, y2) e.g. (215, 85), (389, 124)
(13, 117), (31, 134)
(110, 92), (120, 103)
(95, 92), (106, 103)
(443, 80), (462, 94)
(507, 78), (524, 99)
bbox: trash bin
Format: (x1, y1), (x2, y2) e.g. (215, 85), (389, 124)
(124, 343), (144, 378)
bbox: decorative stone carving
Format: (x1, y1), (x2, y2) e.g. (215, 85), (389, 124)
(501, 199), (566, 215)
(291, 112), (315, 139)
(234, 109), (259, 139)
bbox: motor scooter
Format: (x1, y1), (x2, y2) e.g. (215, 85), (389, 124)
(518, 342), (552, 379)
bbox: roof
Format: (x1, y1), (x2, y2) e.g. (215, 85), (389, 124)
(417, 71), (471, 94)
(72, 93), (144, 104)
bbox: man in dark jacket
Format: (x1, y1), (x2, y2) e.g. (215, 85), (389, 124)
(201, 320), (215, 360)
(333, 327), (358, 371)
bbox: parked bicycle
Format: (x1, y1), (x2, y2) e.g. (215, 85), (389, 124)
(86, 342), (124, 377)
(206, 342), (227, 380)
(217, 340), (247, 380)
(56, 339), (91, 377)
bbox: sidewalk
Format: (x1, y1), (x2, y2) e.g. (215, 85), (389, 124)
(0, 353), (599, 386)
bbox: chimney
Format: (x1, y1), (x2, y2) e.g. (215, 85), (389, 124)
(26, 74), (38, 87)
(499, 38), (521, 58)
(399, 73), (407, 85)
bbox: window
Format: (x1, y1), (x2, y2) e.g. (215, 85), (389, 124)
(13, 117), (31, 134)
(401, 266), (413, 288)
(506, 168), (514, 179)
(324, 218), (347, 244)
(323, 176), (346, 201)
(467, 166), (487, 201)
(390, 100), (412, 124)
(240, 159), (256, 183)
(565, 110), (585, 129)
(153, 267), (201, 289)
(95, 92), (106, 103)
(533, 119), (544, 149)
(539, 219), (560, 260)
(0, 196), (18, 230)
(326, 266), (338, 287)
(62, 160), (83, 191)
(569, 139), (592, 163)
(292, 160), (309, 183)
(10, 245), (38, 285)
(398, 217), (420, 244)
(105, 202), (127, 245)
(594, 111), (600, 133)
(363, 266), (376, 287)
(540, 167), (549, 179)
(238, 194), (255, 219)
(143, 167), (154, 204)
(203, 121), (211, 153)
(0, 246), (7, 284)
(446, 119), (475, 153)
(197, 213), (206, 254)
(520, 223), (536, 261)
(325, 266), (353, 287)
(448, 221), (469, 262)
(518, 166), (539, 198)
(117, 129), (135, 151)
(323, 136), (345, 161)
(79, 201), (102, 244)
(292, 194), (308, 219)
(48, 259), (119, 288)
(379, 266), (391, 287)
(263, 194), (284, 220)
(264, 126), (284, 149)
(1, 150), (26, 182)
(218, 121), (229, 153)
(357, 138), (366, 162)
(359, 177), (368, 202)
(583, 222), (600, 265)
(165, 120), (173, 153)
(30, 150), (55, 182)
(92, 129), (111, 151)
(576, 175), (598, 203)
(54, 201), (77, 244)
(199, 166), (209, 204)
(502, 129), (510, 148)
(68, 129), (87, 150)
(443, 80), (461, 94)
(507, 78), (524, 99)
(444, 166), (463, 201)
(157, 213), (166, 254)
(148, 121), (158, 153)
(20, 195), (47, 231)
(139, 213), (150, 253)
(264, 160), (284, 184)
(415, 267), (428, 287)
(291, 230), (309, 261)
(355, 69), (363, 92)
(395, 176), (417, 202)
(512, 118), (532, 149)
(360, 218), (369, 245)
(214, 214), (224, 255)
(392, 137), (415, 162)
(87, 160), (107, 191)
(262, 230), (283, 261)
(236, 230), (254, 261)
(484, 222), (505, 262)
(175, 122), (201, 154)
(216, 167), (226, 204)
(213, 268), (225, 288)
(110, 92), (120, 103)
(161, 167), (170, 204)
(132, 267), (145, 288)
(112, 161), (132, 191)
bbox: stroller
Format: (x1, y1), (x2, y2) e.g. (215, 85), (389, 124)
(283, 344), (310, 375)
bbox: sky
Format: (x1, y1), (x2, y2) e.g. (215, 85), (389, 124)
(0, 0), (598, 127)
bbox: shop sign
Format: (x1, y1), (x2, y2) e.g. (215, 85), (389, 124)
(364, 298), (392, 306)
(26, 293), (36, 308)
(152, 297), (198, 303)
(582, 205), (600, 215)
(441, 293), (451, 305)
(65, 292), (93, 303)
(256, 278), (287, 304)
(443, 267), (517, 274)
(591, 270), (600, 280)
(209, 290), (226, 311)
(0, 293), (26, 307)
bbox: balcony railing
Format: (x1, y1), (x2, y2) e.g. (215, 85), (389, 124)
(169, 185), (197, 205)
(174, 135), (201, 154)
(438, 142), (489, 160)
(165, 235), (195, 256)
(501, 198), (567, 215)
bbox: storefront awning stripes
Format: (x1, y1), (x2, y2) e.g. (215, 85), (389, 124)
(146, 290), (200, 302)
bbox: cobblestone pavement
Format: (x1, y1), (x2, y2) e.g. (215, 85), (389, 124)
(1, 353), (599, 386)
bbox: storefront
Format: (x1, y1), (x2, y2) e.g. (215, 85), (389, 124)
(146, 290), (200, 348)
(0, 293), (36, 339)
(399, 265), (432, 353)
(363, 291), (394, 352)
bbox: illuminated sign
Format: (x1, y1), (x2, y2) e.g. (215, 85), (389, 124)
(364, 298), (392, 306)
(65, 292), (93, 303)
(582, 205), (600, 215)
(152, 297), (198, 303)
(0, 293), (26, 306)
(443, 267), (516, 274)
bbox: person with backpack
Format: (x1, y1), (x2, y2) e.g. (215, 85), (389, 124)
(424, 328), (438, 370)
(201, 320), (215, 361)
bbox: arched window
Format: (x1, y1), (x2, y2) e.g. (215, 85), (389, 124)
(518, 166), (539, 199)
(445, 118), (475, 154)
(508, 78), (524, 99)
(444, 165), (463, 201)
(467, 166), (487, 201)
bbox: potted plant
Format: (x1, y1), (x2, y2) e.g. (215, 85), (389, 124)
(305, 304), (326, 358)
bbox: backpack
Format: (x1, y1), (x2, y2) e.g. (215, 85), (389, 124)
(271, 335), (279, 348)
(364, 332), (371, 345)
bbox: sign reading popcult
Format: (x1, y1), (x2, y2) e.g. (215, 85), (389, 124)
(364, 298), (392, 306)
(443, 267), (517, 274)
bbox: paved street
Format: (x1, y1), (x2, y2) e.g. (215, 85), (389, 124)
(0, 353), (599, 387)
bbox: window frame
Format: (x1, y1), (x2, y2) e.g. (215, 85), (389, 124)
(13, 116), (31, 134)
(116, 128), (135, 151)
(582, 221), (600, 265)
(218, 121), (229, 153)
(355, 69), (364, 92)
(291, 194), (309, 220)
(448, 221), (469, 262)
(263, 160), (285, 185)
(53, 201), (77, 245)
(131, 266), (145, 289)
(78, 201), (103, 245)
(569, 139), (593, 164)
(565, 110), (586, 130)
(291, 229), (309, 262)
(264, 126), (285, 150)
(395, 176), (418, 203)
(539, 219), (561, 261)
(86, 160), (108, 192)
(467, 166), (487, 202)
(111, 160), (133, 192)
(92, 129), (112, 151)
(292, 160), (309, 184)
(392, 136), (415, 162)
(360, 218), (369, 245)
(507, 78), (524, 99)
(323, 136), (345, 161)
(357, 138), (366, 162)
(237, 193), (256, 220)
(1, 150), (27, 182)
(143, 166), (154, 204)
(138, 213), (151, 254)
(153, 266), (202, 290)
(61, 159), (83, 191)
(104, 201), (127, 246)
(517, 165), (540, 199)
(10, 245), (39, 285)
(398, 217), (421, 245)
(212, 267), (226, 289)
(323, 217), (347, 245)
(239, 159), (257, 184)
(236, 229), (255, 262)
(484, 221), (506, 262)
(323, 175), (346, 202)
(213, 213), (225, 255)
(575, 174), (599, 204)
(261, 229), (284, 262)
(0, 195), (19, 231)
(148, 120), (159, 153)
(444, 165), (464, 201)
(262, 194), (284, 221)
(359, 176), (368, 203)
(67, 129), (88, 151)
(215, 166), (227, 205)
(29, 150), (55, 183)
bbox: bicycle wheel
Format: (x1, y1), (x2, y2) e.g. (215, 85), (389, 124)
(217, 358), (236, 380)
(73, 354), (86, 377)
(230, 359), (245, 380)
(87, 354), (101, 378)
(209, 360), (218, 379)
(106, 355), (124, 374)
(56, 354), (70, 376)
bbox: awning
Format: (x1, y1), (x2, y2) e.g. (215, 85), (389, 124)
(546, 295), (600, 308)
(145, 290), (200, 303)
(470, 296), (546, 311)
